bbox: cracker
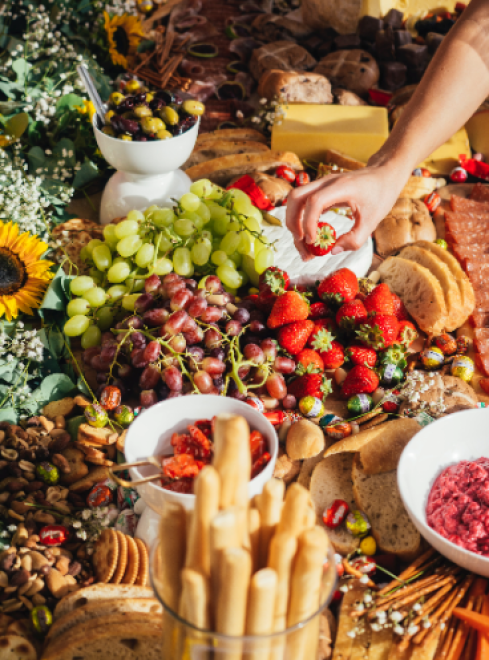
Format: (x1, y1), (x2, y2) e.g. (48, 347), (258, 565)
(111, 532), (128, 585)
(0, 635), (37, 660)
(123, 536), (140, 585)
(135, 539), (149, 587)
(93, 530), (119, 583)
(356, 408), (384, 425)
(359, 412), (389, 430)
(42, 397), (75, 419)
(68, 466), (110, 493)
(78, 423), (118, 446)
(85, 455), (115, 467)
(73, 443), (107, 460)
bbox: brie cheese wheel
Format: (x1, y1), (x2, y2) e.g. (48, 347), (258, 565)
(262, 207), (373, 286)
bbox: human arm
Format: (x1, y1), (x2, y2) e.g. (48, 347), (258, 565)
(286, 0), (489, 259)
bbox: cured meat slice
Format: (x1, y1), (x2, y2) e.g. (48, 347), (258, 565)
(470, 184), (489, 203)
(471, 309), (489, 327)
(475, 352), (489, 376)
(474, 328), (489, 353)
(451, 245), (489, 262)
(475, 291), (489, 306)
(451, 195), (489, 214)
(445, 211), (489, 230)
(444, 226), (489, 244)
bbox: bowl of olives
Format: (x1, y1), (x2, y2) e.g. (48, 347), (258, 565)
(93, 83), (205, 224)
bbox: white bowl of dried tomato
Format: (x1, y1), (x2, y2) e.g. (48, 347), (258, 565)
(124, 394), (278, 514)
(398, 408), (489, 575)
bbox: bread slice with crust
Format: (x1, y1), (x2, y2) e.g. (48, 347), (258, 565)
(351, 455), (421, 561)
(53, 584), (155, 619)
(183, 139), (270, 170)
(310, 454), (359, 555)
(398, 245), (463, 331)
(377, 256), (447, 334)
(196, 128), (268, 145)
(412, 239), (475, 322)
(185, 151), (303, 186)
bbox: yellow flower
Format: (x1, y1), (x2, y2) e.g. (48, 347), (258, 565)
(104, 12), (145, 69)
(77, 99), (96, 123)
(0, 221), (54, 321)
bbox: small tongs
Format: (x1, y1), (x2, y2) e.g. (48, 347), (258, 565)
(108, 455), (172, 488)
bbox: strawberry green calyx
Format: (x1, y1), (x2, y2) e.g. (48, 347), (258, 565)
(380, 344), (407, 369)
(295, 362), (322, 376)
(356, 323), (385, 351)
(320, 377), (333, 398)
(261, 268), (287, 294)
(312, 328), (334, 353)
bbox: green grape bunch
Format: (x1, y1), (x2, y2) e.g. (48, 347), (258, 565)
(63, 179), (275, 343)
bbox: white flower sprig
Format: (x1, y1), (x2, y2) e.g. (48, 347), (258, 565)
(0, 321), (44, 363)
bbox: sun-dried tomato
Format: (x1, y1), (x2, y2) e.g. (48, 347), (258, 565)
(251, 451), (270, 478)
(161, 454), (205, 481)
(188, 425), (213, 458)
(250, 430), (265, 463)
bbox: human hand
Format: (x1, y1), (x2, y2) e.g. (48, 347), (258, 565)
(285, 165), (408, 261)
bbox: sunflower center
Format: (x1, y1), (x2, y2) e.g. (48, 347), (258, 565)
(114, 26), (130, 56)
(0, 247), (26, 295)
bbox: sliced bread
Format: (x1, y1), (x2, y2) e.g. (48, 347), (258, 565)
(398, 245), (463, 331)
(183, 139), (270, 170)
(310, 454), (359, 555)
(377, 256), (447, 334)
(412, 239), (475, 322)
(351, 455), (421, 561)
(324, 417), (421, 475)
(195, 128), (268, 145)
(41, 620), (162, 660)
(46, 599), (162, 643)
(53, 584), (154, 620)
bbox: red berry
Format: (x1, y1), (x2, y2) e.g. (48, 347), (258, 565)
(342, 365), (379, 397)
(296, 349), (324, 373)
(309, 302), (329, 319)
(288, 372), (332, 401)
(305, 222), (337, 257)
(345, 343), (377, 368)
(336, 299), (368, 331)
(391, 292), (409, 321)
(318, 268), (358, 305)
(267, 291), (309, 329)
(364, 283), (394, 316)
(277, 320), (314, 355)
(318, 340), (345, 369)
(397, 320), (419, 348)
(357, 314), (399, 351)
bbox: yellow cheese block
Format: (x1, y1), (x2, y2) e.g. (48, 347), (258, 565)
(418, 127), (471, 176)
(465, 111), (489, 161)
(271, 105), (389, 164)
(361, 0), (458, 17)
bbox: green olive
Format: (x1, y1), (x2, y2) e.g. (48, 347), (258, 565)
(140, 117), (165, 134)
(133, 105), (153, 119)
(121, 112), (134, 119)
(125, 79), (141, 93)
(182, 99), (205, 116)
(145, 92), (155, 103)
(121, 134), (133, 141)
(102, 126), (116, 136)
(160, 106), (179, 126)
(156, 129), (173, 140)
(105, 109), (116, 123)
(109, 92), (125, 107)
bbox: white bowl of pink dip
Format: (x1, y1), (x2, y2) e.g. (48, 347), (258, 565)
(398, 408), (489, 576)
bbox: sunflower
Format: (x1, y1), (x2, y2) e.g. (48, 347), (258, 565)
(104, 12), (145, 69)
(0, 221), (54, 321)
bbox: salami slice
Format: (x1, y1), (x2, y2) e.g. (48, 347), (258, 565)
(471, 309), (489, 328)
(475, 352), (489, 376)
(451, 245), (489, 262)
(470, 184), (489, 203)
(451, 195), (489, 214)
(474, 328), (489, 353)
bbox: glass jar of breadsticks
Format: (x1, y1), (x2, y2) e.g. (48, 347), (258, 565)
(150, 412), (337, 660)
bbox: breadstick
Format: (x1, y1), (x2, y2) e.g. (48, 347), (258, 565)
(248, 508), (261, 574)
(213, 413), (251, 509)
(377, 549), (437, 596)
(303, 505), (317, 530)
(286, 527), (329, 660)
(156, 502), (186, 611)
(210, 508), (240, 623)
(267, 532), (298, 633)
(216, 547), (252, 660)
(277, 483), (311, 538)
(181, 568), (210, 630)
(245, 568), (277, 660)
(186, 466), (220, 576)
(258, 479), (285, 569)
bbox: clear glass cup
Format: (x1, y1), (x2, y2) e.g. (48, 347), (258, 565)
(150, 541), (337, 660)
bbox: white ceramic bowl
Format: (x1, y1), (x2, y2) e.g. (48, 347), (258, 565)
(124, 395), (278, 513)
(398, 408), (489, 576)
(93, 114), (199, 176)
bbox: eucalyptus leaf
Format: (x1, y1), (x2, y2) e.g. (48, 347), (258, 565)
(0, 81), (18, 98)
(56, 93), (84, 111)
(27, 146), (45, 170)
(76, 375), (92, 398)
(30, 373), (77, 410)
(5, 112), (28, 138)
(41, 267), (72, 312)
(0, 407), (18, 424)
(0, 359), (20, 385)
(53, 137), (76, 166)
(12, 58), (32, 85)
(73, 160), (99, 189)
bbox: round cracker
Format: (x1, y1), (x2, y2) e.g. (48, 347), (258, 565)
(134, 538), (149, 587)
(122, 536), (140, 585)
(93, 529), (119, 583)
(111, 531), (128, 584)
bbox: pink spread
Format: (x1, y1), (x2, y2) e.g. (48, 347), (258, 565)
(426, 458), (489, 555)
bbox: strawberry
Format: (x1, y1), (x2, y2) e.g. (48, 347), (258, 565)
(267, 290), (309, 329)
(318, 268), (358, 306)
(309, 301), (329, 320)
(364, 283), (394, 316)
(391, 292), (409, 321)
(480, 378), (489, 396)
(288, 372), (333, 401)
(296, 348), (324, 373)
(257, 267), (289, 311)
(307, 318), (337, 349)
(336, 299), (367, 331)
(305, 222), (337, 256)
(356, 314), (399, 351)
(397, 320), (418, 347)
(276, 320), (315, 355)
(345, 343), (377, 368)
(342, 365), (379, 397)
(309, 326), (335, 354)
(318, 340), (345, 369)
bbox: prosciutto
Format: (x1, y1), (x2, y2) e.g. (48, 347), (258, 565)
(186, 76), (227, 102)
(471, 184), (489, 202)
(229, 37), (263, 61)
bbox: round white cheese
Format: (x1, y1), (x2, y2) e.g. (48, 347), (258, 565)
(262, 207), (374, 285)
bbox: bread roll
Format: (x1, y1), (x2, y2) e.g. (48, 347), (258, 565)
(374, 198), (436, 257)
(286, 419), (325, 461)
(250, 41), (317, 81)
(257, 70), (333, 104)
